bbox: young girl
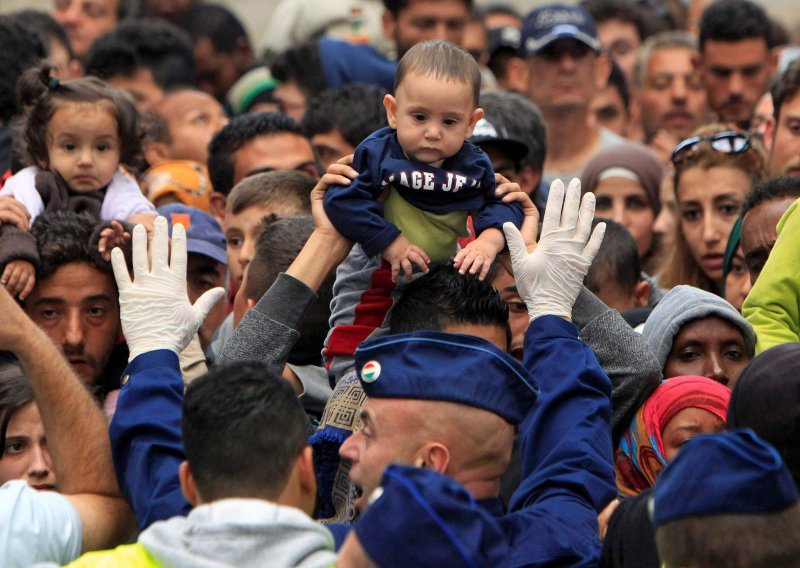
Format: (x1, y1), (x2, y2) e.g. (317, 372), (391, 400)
(0, 65), (154, 300)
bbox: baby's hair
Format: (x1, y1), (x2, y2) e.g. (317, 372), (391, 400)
(394, 40), (482, 107)
(16, 64), (143, 170)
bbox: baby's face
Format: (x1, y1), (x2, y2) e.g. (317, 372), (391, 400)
(385, 71), (482, 164)
(47, 102), (121, 192)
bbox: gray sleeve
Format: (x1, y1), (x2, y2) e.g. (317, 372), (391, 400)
(288, 363), (334, 415)
(217, 273), (316, 369)
(573, 287), (662, 446)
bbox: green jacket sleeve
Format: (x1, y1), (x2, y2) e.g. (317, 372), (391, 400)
(743, 197), (800, 354)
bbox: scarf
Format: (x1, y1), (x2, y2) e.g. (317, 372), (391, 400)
(615, 375), (731, 496)
(36, 169), (105, 219)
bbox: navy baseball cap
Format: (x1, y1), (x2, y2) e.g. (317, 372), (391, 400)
(157, 204), (228, 266)
(354, 331), (539, 425)
(520, 4), (601, 56)
(355, 465), (509, 568)
(652, 430), (799, 526)
(470, 117), (529, 163)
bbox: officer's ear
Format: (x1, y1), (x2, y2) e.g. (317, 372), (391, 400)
(415, 442), (450, 474)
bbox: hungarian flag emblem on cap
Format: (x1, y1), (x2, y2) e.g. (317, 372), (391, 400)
(361, 360), (382, 383)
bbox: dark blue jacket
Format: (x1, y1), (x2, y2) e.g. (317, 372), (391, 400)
(323, 126), (523, 257)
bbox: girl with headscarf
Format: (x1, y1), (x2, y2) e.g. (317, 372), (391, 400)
(615, 375), (731, 497)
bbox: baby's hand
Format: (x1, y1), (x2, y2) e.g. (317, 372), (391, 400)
(127, 212), (157, 236)
(382, 234), (430, 283)
(453, 228), (505, 280)
(1, 260), (36, 301)
(98, 221), (131, 262)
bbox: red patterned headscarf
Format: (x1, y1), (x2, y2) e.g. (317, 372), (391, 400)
(615, 375), (731, 496)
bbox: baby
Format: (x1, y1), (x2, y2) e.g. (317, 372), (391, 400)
(323, 40), (523, 375)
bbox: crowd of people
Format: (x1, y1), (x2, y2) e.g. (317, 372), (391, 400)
(1, 0), (800, 566)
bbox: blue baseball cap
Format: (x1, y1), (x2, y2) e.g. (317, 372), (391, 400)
(354, 331), (538, 425)
(652, 430), (799, 526)
(355, 465), (509, 568)
(157, 204), (228, 266)
(520, 4), (601, 56)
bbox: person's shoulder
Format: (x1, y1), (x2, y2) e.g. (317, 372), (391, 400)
(0, 481), (82, 566)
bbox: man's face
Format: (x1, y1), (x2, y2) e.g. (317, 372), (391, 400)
(274, 81), (308, 123)
(155, 90), (228, 164)
(186, 254), (227, 349)
(383, 0), (469, 58)
(639, 47), (708, 142)
(663, 316), (750, 388)
(311, 129), (356, 171)
(24, 262), (119, 385)
(590, 84), (629, 137)
(526, 39), (603, 112)
(339, 322), (509, 511)
(741, 196), (797, 284)
(339, 398), (434, 511)
(223, 203), (274, 285)
(104, 68), (165, 112)
(53, 0), (117, 59)
(597, 18), (640, 83)
(231, 133), (318, 186)
(701, 38), (772, 127)
(193, 37), (245, 101)
(768, 93), (800, 176)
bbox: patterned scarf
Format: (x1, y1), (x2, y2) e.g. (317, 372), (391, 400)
(615, 375), (730, 496)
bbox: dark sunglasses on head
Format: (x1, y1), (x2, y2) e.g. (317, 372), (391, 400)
(671, 131), (751, 166)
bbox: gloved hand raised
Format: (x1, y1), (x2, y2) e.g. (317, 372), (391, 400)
(503, 178), (605, 322)
(111, 216), (226, 361)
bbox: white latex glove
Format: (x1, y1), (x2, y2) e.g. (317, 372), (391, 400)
(503, 178), (605, 321)
(111, 216), (226, 361)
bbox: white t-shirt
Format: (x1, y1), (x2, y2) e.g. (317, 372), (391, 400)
(0, 480), (82, 567)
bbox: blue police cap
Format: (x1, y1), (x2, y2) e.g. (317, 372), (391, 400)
(355, 331), (538, 425)
(355, 465), (509, 568)
(157, 204), (228, 266)
(652, 429), (799, 526)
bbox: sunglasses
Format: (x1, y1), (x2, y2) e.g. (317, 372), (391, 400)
(671, 131), (751, 166)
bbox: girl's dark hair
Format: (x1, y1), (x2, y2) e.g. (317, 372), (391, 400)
(16, 64), (143, 170)
(0, 359), (34, 462)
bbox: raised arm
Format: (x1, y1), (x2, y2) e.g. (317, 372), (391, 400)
(0, 287), (134, 552)
(108, 217), (225, 528)
(501, 179), (615, 567)
(218, 160), (354, 368)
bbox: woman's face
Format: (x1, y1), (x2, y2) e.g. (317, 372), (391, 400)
(0, 403), (55, 490)
(594, 177), (656, 257)
(677, 166), (750, 284)
(664, 316), (751, 388)
(661, 407), (725, 462)
(725, 247), (752, 312)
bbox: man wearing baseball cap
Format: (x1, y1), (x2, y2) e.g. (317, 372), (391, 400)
(520, 4), (623, 209)
(158, 204), (228, 355)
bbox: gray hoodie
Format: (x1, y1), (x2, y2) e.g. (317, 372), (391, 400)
(139, 499), (338, 568)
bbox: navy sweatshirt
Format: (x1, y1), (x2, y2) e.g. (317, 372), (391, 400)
(323, 126), (524, 257)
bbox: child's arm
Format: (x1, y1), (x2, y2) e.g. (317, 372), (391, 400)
(98, 221), (132, 262)
(453, 228), (504, 280)
(0, 222), (40, 301)
(453, 175), (533, 280)
(382, 234), (431, 283)
(1, 260), (35, 301)
(323, 136), (404, 258)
